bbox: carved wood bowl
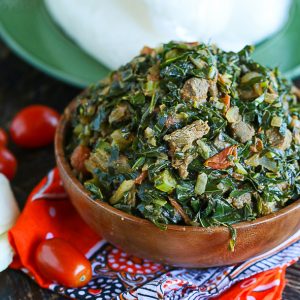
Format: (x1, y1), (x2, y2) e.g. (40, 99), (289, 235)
(55, 100), (300, 268)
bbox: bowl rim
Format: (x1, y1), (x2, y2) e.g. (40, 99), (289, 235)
(55, 100), (300, 233)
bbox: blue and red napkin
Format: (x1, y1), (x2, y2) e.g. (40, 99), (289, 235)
(8, 168), (300, 299)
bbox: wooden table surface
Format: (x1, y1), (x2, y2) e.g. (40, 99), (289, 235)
(0, 41), (299, 300)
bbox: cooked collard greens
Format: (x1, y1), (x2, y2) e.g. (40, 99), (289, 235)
(67, 41), (300, 236)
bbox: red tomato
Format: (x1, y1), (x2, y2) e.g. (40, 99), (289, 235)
(0, 147), (17, 180)
(35, 238), (92, 287)
(204, 145), (237, 170)
(10, 105), (60, 148)
(0, 128), (8, 147)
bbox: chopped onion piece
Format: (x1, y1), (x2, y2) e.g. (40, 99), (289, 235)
(235, 162), (248, 175)
(109, 180), (135, 204)
(154, 170), (177, 193)
(245, 154), (260, 167)
(271, 116), (282, 127)
(264, 93), (278, 104)
(214, 101), (224, 110)
(225, 106), (241, 123)
(197, 140), (210, 159)
(195, 173), (208, 195)
(241, 72), (261, 83)
(259, 156), (278, 173)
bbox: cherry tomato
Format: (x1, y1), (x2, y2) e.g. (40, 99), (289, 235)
(35, 238), (92, 287)
(0, 128), (8, 147)
(10, 105), (60, 148)
(0, 147), (17, 180)
(221, 94), (231, 112)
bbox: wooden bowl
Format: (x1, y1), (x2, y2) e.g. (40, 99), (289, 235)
(55, 101), (300, 268)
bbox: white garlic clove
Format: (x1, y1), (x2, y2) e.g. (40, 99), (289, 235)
(0, 174), (20, 235)
(0, 233), (14, 272)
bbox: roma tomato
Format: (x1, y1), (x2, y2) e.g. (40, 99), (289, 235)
(10, 105), (60, 148)
(35, 238), (92, 287)
(0, 128), (8, 147)
(0, 147), (17, 180)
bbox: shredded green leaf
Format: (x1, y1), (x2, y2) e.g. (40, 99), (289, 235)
(67, 41), (300, 249)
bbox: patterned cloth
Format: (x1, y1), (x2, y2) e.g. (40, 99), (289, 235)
(8, 168), (300, 300)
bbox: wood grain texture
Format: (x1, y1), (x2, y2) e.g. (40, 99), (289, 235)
(0, 41), (298, 299)
(56, 106), (300, 267)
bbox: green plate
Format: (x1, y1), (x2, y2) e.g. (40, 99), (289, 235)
(0, 0), (109, 87)
(0, 0), (300, 88)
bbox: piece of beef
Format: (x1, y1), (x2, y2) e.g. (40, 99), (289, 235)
(231, 121), (255, 143)
(164, 120), (210, 178)
(267, 128), (292, 151)
(230, 192), (252, 209)
(181, 77), (218, 104)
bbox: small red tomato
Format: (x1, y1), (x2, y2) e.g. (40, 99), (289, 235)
(204, 145), (238, 170)
(35, 238), (92, 287)
(0, 128), (8, 146)
(10, 105), (60, 148)
(0, 147), (17, 180)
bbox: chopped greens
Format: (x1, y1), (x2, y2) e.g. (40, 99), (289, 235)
(154, 170), (177, 193)
(67, 41), (300, 245)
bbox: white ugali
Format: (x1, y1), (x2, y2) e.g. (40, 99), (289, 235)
(45, 0), (291, 70)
